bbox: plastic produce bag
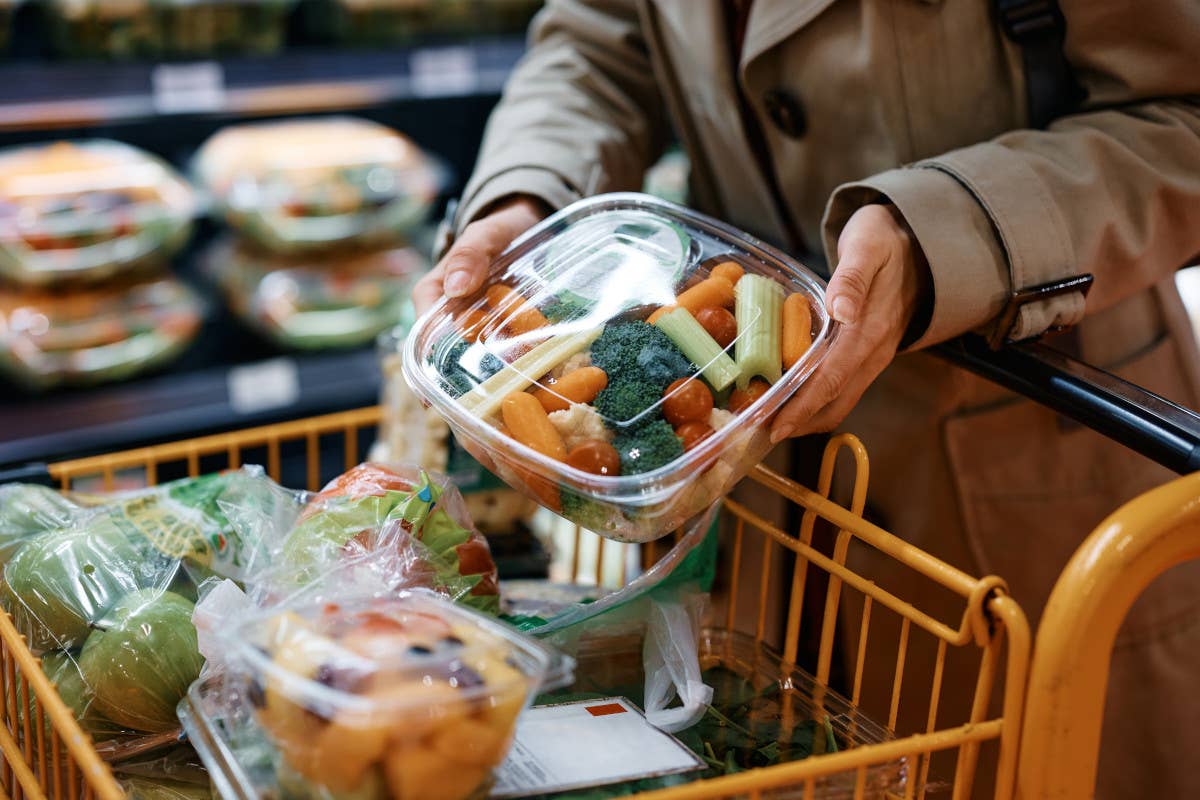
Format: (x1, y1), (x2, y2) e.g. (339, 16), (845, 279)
(195, 117), (444, 253)
(0, 469), (284, 750)
(0, 140), (194, 285)
(0, 276), (204, 390)
(206, 236), (424, 350)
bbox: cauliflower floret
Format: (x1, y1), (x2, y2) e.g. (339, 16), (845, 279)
(545, 351), (593, 382)
(548, 402), (612, 450)
(708, 408), (736, 431)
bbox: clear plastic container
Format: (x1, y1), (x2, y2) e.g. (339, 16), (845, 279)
(0, 275), (203, 390)
(0, 141), (195, 286)
(49, 0), (294, 60)
(222, 592), (560, 799)
(195, 118), (444, 254)
(404, 193), (837, 542)
(207, 237), (424, 351)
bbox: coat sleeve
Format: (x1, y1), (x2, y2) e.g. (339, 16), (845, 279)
(821, 3), (1200, 349)
(451, 0), (670, 235)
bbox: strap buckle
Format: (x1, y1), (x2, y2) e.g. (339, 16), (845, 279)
(995, 0), (1063, 42)
(988, 273), (1094, 349)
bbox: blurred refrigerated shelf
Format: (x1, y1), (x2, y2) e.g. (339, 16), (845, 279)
(0, 37), (525, 130)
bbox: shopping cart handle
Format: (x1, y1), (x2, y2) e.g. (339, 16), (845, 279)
(935, 336), (1200, 475)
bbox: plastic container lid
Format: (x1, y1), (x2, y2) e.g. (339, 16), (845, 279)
(404, 192), (837, 542)
(0, 141), (194, 286)
(195, 117), (444, 253)
(207, 237), (425, 350)
(226, 591), (563, 798)
(0, 275), (203, 390)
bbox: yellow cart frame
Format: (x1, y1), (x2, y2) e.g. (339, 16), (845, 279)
(0, 405), (1190, 799)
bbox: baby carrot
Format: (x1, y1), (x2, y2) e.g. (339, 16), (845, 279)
(532, 366), (609, 413)
(647, 276), (735, 324)
(782, 293), (813, 370)
(710, 261), (745, 286)
(501, 391), (567, 461)
(457, 309), (488, 342)
(486, 284), (549, 335)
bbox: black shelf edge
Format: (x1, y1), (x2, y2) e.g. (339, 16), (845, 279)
(0, 37), (525, 130)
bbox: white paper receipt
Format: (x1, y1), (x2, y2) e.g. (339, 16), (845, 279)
(490, 697), (705, 798)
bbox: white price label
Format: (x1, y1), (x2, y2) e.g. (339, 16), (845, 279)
(227, 358), (300, 415)
(490, 698), (704, 798)
(410, 46), (479, 97)
(152, 62), (226, 114)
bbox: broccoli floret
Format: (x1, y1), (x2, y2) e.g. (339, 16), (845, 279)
(560, 489), (624, 532)
(613, 419), (684, 475)
(590, 322), (694, 390)
(431, 336), (504, 398)
(541, 291), (595, 323)
(594, 380), (663, 425)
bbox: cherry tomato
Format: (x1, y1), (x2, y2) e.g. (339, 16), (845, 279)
(728, 379), (770, 414)
(662, 377), (714, 426)
(694, 307), (737, 349)
(566, 440), (621, 476)
(675, 421), (715, 451)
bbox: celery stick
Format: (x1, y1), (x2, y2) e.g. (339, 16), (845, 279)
(458, 326), (605, 419)
(734, 274), (783, 389)
(655, 307), (741, 391)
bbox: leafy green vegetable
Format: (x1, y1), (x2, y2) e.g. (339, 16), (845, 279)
(612, 420), (684, 475)
(590, 321), (693, 391)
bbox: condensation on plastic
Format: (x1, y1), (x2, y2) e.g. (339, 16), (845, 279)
(218, 592), (555, 799)
(49, 0), (296, 59)
(194, 117), (444, 253)
(206, 236), (424, 350)
(0, 141), (195, 285)
(404, 192), (838, 542)
(0, 276), (204, 390)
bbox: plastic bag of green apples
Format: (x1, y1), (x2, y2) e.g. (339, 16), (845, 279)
(0, 461), (499, 760)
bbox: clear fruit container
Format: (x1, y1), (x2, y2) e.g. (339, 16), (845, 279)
(403, 193), (837, 542)
(0, 141), (195, 286)
(223, 592), (560, 800)
(0, 275), (204, 390)
(206, 237), (425, 351)
(194, 118), (444, 254)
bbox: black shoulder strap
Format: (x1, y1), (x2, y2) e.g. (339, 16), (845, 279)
(994, 0), (1085, 128)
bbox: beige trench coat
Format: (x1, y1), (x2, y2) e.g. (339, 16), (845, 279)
(448, 1), (1200, 796)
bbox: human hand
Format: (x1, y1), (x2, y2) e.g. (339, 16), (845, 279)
(769, 204), (930, 443)
(413, 195), (547, 317)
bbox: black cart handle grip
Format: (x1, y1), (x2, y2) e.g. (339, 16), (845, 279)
(936, 336), (1200, 475)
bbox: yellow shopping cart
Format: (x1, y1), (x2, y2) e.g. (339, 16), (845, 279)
(1, 336), (1198, 800)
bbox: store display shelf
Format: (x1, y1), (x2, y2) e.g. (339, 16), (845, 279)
(0, 347), (381, 470)
(0, 36), (524, 131)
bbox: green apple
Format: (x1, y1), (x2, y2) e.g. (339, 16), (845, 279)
(34, 650), (123, 741)
(78, 589), (203, 733)
(0, 484), (80, 566)
(0, 520), (164, 651)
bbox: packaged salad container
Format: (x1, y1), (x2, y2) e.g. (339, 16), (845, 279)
(49, 0), (293, 59)
(223, 592), (559, 800)
(404, 193), (836, 542)
(195, 118), (444, 254)
(0, 275), (203, 389)
(207, 237), (424, 351)
(0, 140), (194, 287)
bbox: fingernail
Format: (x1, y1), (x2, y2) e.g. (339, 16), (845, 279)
(444, 270), (471, 296)
(831, 297), (855, 325)
(770, 424), (795, 445)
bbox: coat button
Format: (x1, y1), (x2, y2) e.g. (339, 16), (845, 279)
(762, 88), (807, 138)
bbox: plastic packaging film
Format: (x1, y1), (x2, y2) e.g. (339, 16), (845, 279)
(194, 117), (444, 254)
(403, 192), (838, 543)
(0, 140), (194, 285)
(0, 276), (204, 389)
(214, 592), (556, 799)
(206, 236), (424, 350)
